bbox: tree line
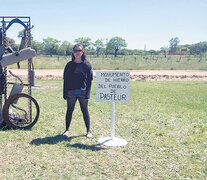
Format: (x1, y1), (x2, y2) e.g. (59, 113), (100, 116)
(6, 35), (207, 57)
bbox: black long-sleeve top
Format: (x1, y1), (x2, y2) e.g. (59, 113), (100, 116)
(63, 60), (93, 99)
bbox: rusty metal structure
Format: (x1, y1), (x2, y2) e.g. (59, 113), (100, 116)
(0, 16), (39, 129)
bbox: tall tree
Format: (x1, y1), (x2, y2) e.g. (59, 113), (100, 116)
(106, 37), (127, 57)
(94, 39), (104, 57)
(42, 37), (60, 56)
(31, 40), (42, 54)
(74, 37), (91, 49)
(189, 41), (207, 55)
(169, 37), (180, 52)
(57, 40), (73, 56)
(6, 37), (18, 51)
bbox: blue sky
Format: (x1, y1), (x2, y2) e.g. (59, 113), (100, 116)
(0, 0), (206, 50)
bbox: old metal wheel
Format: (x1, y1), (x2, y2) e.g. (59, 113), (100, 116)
(3, 93), (40, 129)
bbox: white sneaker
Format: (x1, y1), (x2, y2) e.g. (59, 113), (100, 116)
(86, 131), (92, 138)
(63, 130), (69, 138)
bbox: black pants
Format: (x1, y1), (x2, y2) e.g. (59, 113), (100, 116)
(65, 97), (90, 132)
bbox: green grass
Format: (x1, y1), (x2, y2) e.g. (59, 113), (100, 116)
(8, 54), (207, 70)
(1, 80), (207, 179)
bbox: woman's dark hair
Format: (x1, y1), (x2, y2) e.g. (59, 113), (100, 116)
(72, 43), (92, 68)
(72, 44), (86, 62)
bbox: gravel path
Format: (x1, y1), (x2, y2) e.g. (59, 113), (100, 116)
(8, 69), (207, 81)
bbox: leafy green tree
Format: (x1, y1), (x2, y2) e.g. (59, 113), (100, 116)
(106, 37), (127, 57)
(160, 46), (169, 57)
(169, 37), (180, 52)
(6, 37), (18, 51)
(189, 41), (207, 55)
(94, 39), (104, 57)
(42, 37), (60, 56)
(18, 29), (33, 40)
(132, 49), (146, 55)
(74, 37), (91, 49)
(57, 46), (65, 56)
(31, 40), (42, 54)
(119, 48), (130, 55)
(57, 40), (73, 56)
(148, 50), (157, 56)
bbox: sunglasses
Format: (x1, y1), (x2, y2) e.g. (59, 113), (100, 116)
(73, 49), (82, 53)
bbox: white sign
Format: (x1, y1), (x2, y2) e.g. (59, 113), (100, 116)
(96, 71), (130, 102)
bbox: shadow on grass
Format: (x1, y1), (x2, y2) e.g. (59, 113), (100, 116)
(30, 134), (84, 145)
(30, 135), (107, 151)
(0, 123), (12, 131)
(0, 123), (33, 131)
(67, 143), (106, 151)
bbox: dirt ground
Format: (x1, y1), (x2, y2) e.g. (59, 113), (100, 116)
(7, 69), (207, 81)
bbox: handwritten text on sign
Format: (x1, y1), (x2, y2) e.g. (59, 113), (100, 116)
(96, 71), (130, 102)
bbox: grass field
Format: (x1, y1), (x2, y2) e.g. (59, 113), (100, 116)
(8, 54), (207, 70)
(0, 80), (207, 179)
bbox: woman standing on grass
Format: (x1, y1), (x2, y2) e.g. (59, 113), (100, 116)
(63, 44), (93, 138)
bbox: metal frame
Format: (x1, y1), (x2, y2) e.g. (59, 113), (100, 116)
(0, 16), (33, 124)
